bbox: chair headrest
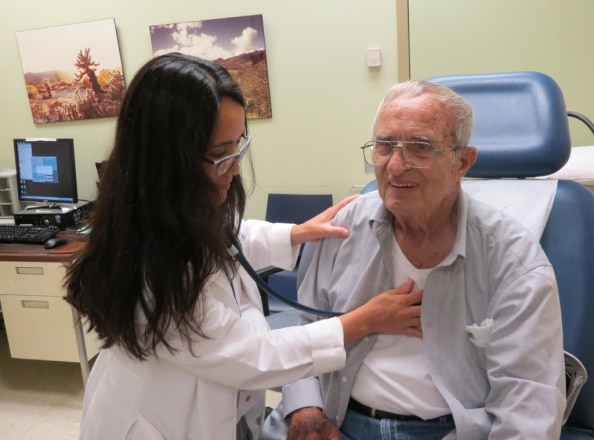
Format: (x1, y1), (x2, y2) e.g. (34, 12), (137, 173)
(429, 71), (571, 178)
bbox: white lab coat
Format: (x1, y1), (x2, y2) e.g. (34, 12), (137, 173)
(79, 220), (346, 440)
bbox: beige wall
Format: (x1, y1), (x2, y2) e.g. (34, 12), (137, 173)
(0, 1), (398, 219)
(408, 0), (594, 147)
(5, 2), (590, 220)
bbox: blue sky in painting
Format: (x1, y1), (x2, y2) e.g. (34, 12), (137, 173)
(150, 14), (266, 60)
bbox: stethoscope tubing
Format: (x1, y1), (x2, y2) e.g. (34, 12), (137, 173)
(226, 238), (342, 318)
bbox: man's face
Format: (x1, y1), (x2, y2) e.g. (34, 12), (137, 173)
(374, 93), (475, 220)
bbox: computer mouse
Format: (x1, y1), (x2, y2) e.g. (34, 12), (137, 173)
(44, 237), (67, 249)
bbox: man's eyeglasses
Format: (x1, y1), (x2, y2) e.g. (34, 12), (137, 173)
(203, 134), (252, 176)
(361, 140), (460, 169)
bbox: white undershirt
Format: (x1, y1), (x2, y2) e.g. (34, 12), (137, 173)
(350, 239), (450, 419)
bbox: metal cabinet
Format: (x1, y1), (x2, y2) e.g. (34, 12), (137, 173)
(0, 255), (100, 385)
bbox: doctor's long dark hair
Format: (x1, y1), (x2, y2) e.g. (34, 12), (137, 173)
(65, 53), (248, 360)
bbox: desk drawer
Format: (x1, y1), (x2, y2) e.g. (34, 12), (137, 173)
(0, 261), (66, 296)
(0, 294), (101, 362)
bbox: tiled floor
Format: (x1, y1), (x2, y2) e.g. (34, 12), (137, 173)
(0, 326), (282, 439)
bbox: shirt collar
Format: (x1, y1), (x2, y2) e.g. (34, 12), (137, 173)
(367, 191), (469, 266)
(450, 190), (469, 262)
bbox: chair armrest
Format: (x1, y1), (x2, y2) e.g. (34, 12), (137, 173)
(256, 266), (284, 280)
(564, 351), (588, 425)
(255, 266), (284, 316)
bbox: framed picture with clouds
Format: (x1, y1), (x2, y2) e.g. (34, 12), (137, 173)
(150, 14), (272, 120)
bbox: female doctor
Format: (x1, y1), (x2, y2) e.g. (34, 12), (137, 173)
(64, 53), (423, 440)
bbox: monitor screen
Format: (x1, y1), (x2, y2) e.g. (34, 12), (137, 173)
(13, 138), (78, 205)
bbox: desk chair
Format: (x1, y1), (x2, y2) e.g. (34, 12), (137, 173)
(267, 185), (379, 330)
(259, 193), (333, 315)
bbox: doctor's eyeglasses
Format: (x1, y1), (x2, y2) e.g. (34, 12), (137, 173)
(203, 133), (252, 176)
(361, 140), (460, 169)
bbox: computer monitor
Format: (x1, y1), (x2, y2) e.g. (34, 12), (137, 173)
(13, 138), (78, 207)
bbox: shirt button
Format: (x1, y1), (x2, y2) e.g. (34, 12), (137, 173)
(363, 336), (369, 342)
(341, 376), (347, 383)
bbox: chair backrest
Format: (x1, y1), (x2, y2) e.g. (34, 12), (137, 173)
(263, 193), (333, 315)
(360, 180), (377, 194)
(540, 180), (594, 432)
(430, 71), (594, 435)
(265, 193), (333, 224)
(430, 71), (571, 178)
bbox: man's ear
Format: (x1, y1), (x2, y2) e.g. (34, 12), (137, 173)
(458, 146), (478, 176)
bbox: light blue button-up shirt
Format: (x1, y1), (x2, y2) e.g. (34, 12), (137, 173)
(261, 189), (565, 440)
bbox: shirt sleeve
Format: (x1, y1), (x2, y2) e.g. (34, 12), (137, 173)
(240, 219), (300, 271)
(154, 277), (346, 391)
(483, 264), (566, 438)
(279, 237), (339, 416)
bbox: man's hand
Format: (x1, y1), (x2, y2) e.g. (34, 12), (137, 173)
(287, 407), (341, 440)
(339, 279), (423, 344)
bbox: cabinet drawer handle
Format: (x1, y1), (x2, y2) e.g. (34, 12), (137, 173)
(15, 267), (44, 275)
(21, 300), (50, 309)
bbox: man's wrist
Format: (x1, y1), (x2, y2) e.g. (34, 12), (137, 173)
(288, 406), (323, 424)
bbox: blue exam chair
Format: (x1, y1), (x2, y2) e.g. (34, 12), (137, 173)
(428, 71), (594, 437)
(291, 71), (593, 436)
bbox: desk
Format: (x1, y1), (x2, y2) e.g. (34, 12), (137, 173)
(0, 231), (100, 385)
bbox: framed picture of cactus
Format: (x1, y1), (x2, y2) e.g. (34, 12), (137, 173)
(150, 14), (272, 120)
(16, 18), (126, 124)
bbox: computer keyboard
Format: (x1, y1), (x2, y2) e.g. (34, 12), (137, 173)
(0, 224), (60, 244)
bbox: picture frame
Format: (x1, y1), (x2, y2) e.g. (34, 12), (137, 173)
(150, 14), (272, 119)
(16, 18), (126, 124)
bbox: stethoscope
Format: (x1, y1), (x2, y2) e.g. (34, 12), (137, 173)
(226, 231), (342, 318)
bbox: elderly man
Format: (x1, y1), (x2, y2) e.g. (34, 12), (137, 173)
(261, 80), (565, 439)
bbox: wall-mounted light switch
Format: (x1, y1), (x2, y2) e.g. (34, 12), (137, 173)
(367, 48), (381, 67)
